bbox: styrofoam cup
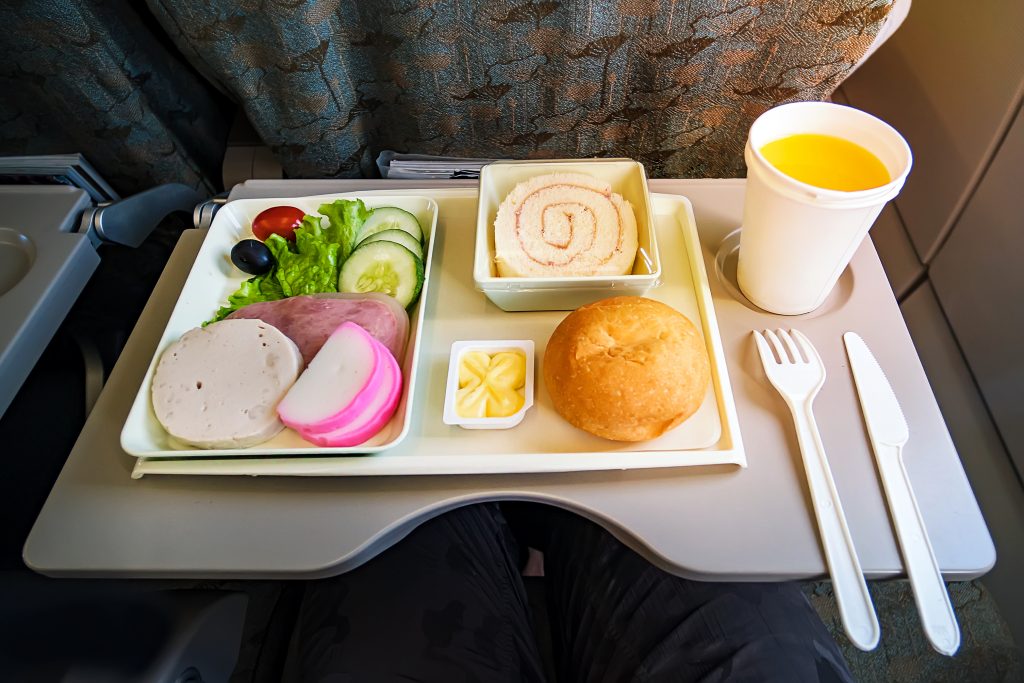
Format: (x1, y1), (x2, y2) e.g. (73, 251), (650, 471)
(737, 102), (912, 315)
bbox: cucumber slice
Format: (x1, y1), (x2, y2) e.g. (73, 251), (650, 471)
(339, 241), (424, 308)
(357, 207), (423, 244)
(355, 228), (424, 260)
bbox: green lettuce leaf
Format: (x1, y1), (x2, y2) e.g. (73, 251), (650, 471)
(319, 198), (369, 262)
(207, 199), (368, 323)
(297, 214), (323, 240)
(207, 273), (284, 323)
(266, 231), (339, 297)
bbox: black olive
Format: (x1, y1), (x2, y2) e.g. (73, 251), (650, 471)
(231, 239), (274, 275)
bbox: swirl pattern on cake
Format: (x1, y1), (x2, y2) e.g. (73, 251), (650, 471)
(493, 173), (639, 277)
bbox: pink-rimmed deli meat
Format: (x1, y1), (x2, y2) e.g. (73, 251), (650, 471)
(278, 322), (403, 446)
(493, 173), (639, 278)
(277, 323), (385, 433)
(226, 292), (409, 364)
(298, 342), (402, 447)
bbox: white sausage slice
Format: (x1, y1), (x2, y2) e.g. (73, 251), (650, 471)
(151, 319), (302, 449)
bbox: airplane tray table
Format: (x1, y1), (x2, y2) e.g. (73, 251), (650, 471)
(23, 179), (995, 581)
(0, 186), (98, 416)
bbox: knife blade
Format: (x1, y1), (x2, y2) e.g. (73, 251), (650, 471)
(844, 332), (961, 656)
(844, 332), (909, 447)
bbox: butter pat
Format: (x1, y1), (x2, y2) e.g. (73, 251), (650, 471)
(455, 350), (526, 418)
(443, 340), (535, 430)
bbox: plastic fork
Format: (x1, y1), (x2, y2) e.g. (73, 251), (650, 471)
(753, 329), (881, 651)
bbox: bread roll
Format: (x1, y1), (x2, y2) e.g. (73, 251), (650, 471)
(494, 173), (639, 277)
(543, 296), (710, 442)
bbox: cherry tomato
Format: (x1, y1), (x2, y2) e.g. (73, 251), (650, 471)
(252, 206), (304, 242)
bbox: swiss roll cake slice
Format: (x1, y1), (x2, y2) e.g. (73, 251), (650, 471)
(493, 173), (639, 277)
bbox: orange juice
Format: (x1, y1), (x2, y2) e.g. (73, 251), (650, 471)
(759, 134), (890, 191)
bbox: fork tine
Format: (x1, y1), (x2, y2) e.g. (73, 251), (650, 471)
(792, 329), (822, 366)
(765, 329), (788, 363)
(779, 329), (804, 363)
(752, 330), (774, 365)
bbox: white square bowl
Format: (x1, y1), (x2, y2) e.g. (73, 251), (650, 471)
(473, 159), (661, 311)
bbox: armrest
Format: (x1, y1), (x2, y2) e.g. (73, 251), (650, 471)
(81, 183), (205, 248)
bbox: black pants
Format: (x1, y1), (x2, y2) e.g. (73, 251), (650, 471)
(284, 503), (853, 683)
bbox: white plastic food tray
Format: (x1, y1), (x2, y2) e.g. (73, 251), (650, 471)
(131, 189), (745, 477)
(121, 194), (439, 457)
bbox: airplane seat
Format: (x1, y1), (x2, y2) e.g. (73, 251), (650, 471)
(0, 585), (246, 683)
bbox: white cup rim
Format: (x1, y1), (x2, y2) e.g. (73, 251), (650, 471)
(747, 101), (912, 200)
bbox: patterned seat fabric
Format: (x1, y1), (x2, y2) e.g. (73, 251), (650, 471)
(1, 1), (893, 193)
(0, 1), (230, 195)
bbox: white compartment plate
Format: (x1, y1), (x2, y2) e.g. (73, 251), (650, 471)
(121, 194), (439, 457)
(131, 189), (745, 477)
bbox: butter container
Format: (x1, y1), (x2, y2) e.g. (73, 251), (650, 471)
(474, 159), (661, 311)
(443, 340), (535, 430)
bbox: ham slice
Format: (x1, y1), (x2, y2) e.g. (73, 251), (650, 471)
(493, 173), (639, 278)
(226, 292), (408, 365)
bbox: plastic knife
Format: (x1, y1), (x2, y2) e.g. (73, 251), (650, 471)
(844, 332), (961, 656)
